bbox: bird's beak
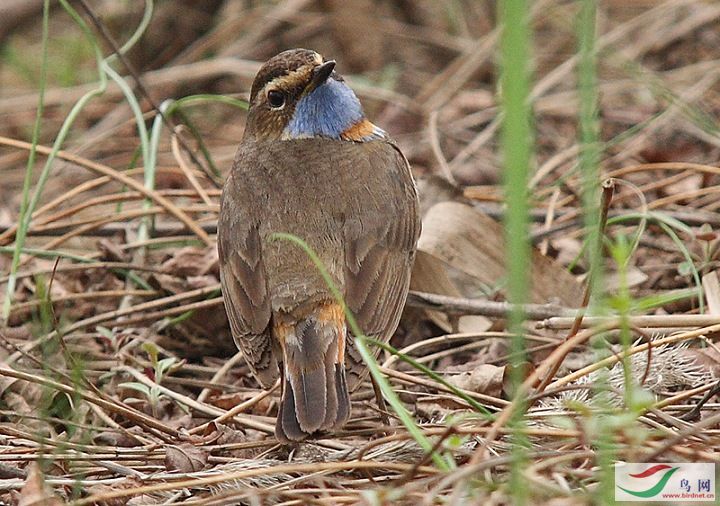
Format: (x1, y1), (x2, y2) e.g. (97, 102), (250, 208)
(307, 60), (336, 93)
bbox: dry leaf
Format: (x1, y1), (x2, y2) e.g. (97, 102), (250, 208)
(83, 484), (131, 506)
(164, 443), (208, 472)
(601, 267), (648, 290)
(127, 495), (161, 505)
(97, 238), (129, 263)
(415, 175), (466, 217)
(552, 237), (582, 268)
(18, 463), (62, 506)
(702, 271), (720, 315)
(149, 247), (231, 357)
(209, 391), (272, 414)
(160, 246), (218, 277)
(419, 202), (583, 306)
(94, 430), (143, 448)
(85, 478), (144, 506)
(502, 361), (536, 397)
(446, 364), (505, 397)
(410, 251), (492, 333)
(0, 462), (26, 479)
(662, 173), (702, 197)
(0, 362), (47, 432)
(684, 347), (720, 378)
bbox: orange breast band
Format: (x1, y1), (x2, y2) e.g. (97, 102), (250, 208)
(341, 119), (378, 141)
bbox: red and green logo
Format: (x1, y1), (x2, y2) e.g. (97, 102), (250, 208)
(618, 464), (680, 498)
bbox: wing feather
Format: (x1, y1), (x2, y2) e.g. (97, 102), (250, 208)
(218, 173), (278, 388)
(343, 142), (420, 390)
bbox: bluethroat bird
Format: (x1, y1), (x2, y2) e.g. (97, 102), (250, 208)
(218, 49), (420, 442)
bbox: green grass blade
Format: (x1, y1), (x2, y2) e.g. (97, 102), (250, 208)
(499, 0), (533, 500)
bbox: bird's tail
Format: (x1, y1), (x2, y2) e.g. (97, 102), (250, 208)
(274, 302), (351, 442)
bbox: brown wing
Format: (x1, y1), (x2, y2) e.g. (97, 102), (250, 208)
(343, 141), (421, 391)
(217, 171), (278, 388)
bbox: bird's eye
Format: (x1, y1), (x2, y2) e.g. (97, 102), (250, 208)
(267, 90), (285, 109)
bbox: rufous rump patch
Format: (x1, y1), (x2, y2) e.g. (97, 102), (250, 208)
(316, 302), (347, 363)
(337, 325), (346, 364)
(273, 319), (294, 346)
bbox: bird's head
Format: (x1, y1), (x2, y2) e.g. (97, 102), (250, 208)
(243, 48), (386, 143)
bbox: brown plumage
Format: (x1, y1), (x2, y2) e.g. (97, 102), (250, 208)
(218, 49), (420, 442)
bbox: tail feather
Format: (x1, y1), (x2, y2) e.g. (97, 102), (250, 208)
(291, 366), (327, 433)
(333, 365), (350, 427)
(321, 339), (339, 429)
(274, 303), (351, 442)
(277, 377), (305, 442)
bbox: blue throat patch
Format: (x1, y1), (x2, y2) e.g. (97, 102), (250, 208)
(285, 79), (364, 140)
